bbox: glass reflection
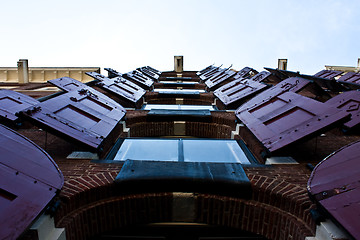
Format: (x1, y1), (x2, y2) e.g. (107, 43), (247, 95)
(113, 139), (251, 164)
(143, 104), (216, 111)
(114, 139), (178, 161)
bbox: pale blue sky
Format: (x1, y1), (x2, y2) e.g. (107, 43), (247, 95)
(1, 0), (359, 74)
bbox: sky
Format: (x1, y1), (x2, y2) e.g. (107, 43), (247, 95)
(0, 0), (359, 75)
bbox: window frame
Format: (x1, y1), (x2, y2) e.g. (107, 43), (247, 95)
(141, 104), (218, 111)
(104, 137), (258, 165)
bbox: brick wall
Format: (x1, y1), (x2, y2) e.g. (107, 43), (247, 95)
(125, 111), (236, 139)
(159, 71), (198, 78)
(144, 92), (214, 105)
(58, 194), (172, 240)
(17, 70), (319, 240)
(129, 122), (175, 137)
(196, 195), (313, 240)
(55, 160), (316, 240)
(153, 82), (206, 90)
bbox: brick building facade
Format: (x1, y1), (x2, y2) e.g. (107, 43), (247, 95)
(1, 61), (359, 240)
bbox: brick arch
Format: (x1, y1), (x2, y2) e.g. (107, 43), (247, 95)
(56, 193), (173, 240)
(246, 169), (316, 230)
(55, 177), (315, 240)
(196, 194), (314, 240)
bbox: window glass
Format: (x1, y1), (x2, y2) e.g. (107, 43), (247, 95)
(177, 105), (215, 110)
(159, 81), (198, 84)
(143, 104), (216, 111)
(153, 89), (206, 93)
(114, 139), (178, 161)
(183, 139), (250, 164)
(113, 139), (252, 164)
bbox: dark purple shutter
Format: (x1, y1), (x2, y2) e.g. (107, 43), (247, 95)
(199, 66), (223, 81)
(308, 140), (360, 239)
(236, 77), (311, 114)
(104, 68), (123, 78)
(314, 70), (343, 79)
(233, 67), (256, 80)
(0, 124), (63, 239)
(20, 83), (126, 150)
(236, 91), (350, 152)
(214, 79), (268, 106)
(338, 72), (360, 85)
(197, 65), (216, 76)
(326, 90), (360, 129)
(86, 72), (146, 103)
(205, 69), (237, 89)
(249, 71), (271, 82)
(48, 76), (127, 116)
(0, 90), (39, 122)
(146, 66), (162, 75)
(137, 67), (160, 80)
(124, 70), (154, 88)
(48, 76), (91, 92)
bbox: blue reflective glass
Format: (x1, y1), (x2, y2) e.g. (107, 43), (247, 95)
(159, 81), (198, 84)
(114, 139), (178, 161)
(113, 139), (251, 164)
(153, 89), (206, 93)
(183, 139), (250, 164)
(142, 104), (216, 111)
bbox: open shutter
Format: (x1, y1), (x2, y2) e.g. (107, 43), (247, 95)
(0, 124), (63, 239)
(205, 69), (237, 89)
(314, 70), (343, 79)
(0, 90), (39, 122)
(86, 72), (146, 103)
(326, 90), (360, 129)
(236, 77), (311, 114)
(214, 78), (268, 107)
(124, 70), (154, 89)
(236, 91), (349, 152)
(137, 66), (160, 80)
(308, 140), (360, 240)
(19, 84), (126, 150)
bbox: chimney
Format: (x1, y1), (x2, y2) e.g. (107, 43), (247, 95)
(357, 58), (360, 72)
(17, 59), (29, 84)
(278, 59), (288, 70)
(174, 56), (183, 73)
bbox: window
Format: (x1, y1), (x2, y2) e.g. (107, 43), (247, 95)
(183, 139), (249, 163)
(153, 89), (206, 94)
(110, 138), (255, 164)
(160, 81), (196, 84)
(142, 104), (217, 111)
(114, 139), (179, 161)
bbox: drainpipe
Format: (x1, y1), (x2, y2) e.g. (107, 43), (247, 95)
(18, 59), (29, 84)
